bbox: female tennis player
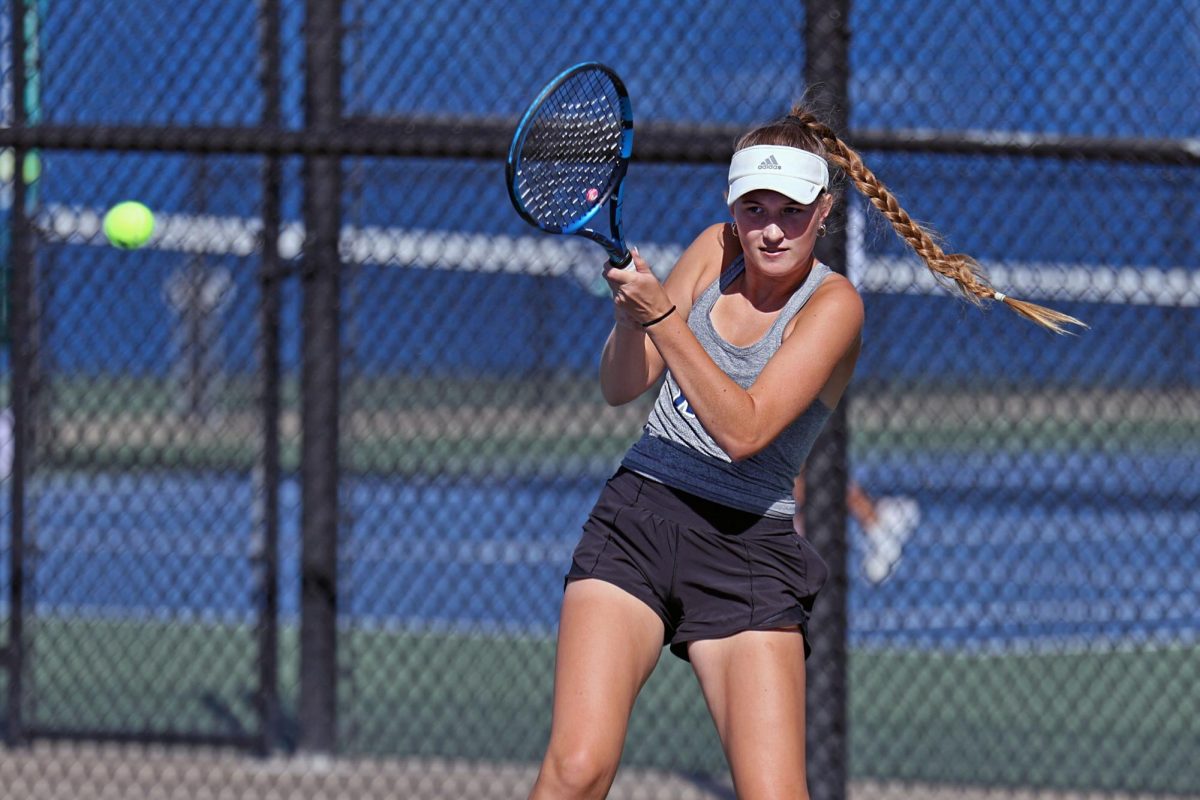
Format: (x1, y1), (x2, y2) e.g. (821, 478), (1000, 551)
(529, 104), (1082, 800)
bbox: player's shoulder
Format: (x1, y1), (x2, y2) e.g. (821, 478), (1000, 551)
(813, 268), (859, 298)
(781, 268), (863, 343)
(807, 269), (864, 326)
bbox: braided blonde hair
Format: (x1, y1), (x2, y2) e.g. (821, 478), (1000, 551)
(737, 105), (1086, 334)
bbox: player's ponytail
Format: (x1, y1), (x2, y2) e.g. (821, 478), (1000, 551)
(737, 104), (1086, 334)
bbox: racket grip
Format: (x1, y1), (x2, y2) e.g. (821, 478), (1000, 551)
(609, 249), (635, 271)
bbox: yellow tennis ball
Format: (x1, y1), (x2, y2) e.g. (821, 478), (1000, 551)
(103, 201), (155, 249)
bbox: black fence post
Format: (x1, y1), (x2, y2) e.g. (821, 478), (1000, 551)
(298, 0), (343, 755)
(4, 0), (34, 749)
(804, 1), (852, 799)
(254, 0), (284, 757)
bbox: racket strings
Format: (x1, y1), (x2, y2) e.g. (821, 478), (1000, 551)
(515, 71), (624, 229)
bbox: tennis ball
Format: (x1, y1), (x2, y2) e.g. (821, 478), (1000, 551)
(103, 201), (155, 249)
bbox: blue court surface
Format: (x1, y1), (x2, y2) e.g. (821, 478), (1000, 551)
(7, 443), (1197, 652)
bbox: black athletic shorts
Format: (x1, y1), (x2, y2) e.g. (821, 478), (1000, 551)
(565, 467), (828, 661)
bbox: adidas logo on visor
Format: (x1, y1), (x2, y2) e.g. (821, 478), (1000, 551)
(757, 155), (782, 170)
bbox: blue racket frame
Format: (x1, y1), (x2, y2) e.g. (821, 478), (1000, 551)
(506, 61), (634, 267)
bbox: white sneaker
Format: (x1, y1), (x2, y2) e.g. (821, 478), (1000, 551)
(862, 496), (920, 584)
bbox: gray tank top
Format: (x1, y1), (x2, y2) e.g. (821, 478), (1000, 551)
(621, 255), (833, 518)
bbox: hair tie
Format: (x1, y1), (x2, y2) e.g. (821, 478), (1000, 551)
(993, 291), (1007, 302)
(641, 305), (677, 328)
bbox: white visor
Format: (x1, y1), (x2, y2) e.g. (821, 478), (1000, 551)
(726, 145), (829, 207)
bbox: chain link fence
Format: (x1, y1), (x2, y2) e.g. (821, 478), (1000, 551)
(2, 1), (1198, 798)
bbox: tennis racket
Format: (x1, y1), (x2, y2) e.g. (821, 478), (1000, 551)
(506, 62), (634, 275)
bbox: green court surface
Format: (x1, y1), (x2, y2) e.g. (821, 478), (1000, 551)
(4, 617), (1198, 794)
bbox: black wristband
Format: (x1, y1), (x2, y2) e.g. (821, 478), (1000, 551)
(641, 305), (677, 328)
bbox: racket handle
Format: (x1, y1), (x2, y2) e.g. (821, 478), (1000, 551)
(609, 249), (635, 271)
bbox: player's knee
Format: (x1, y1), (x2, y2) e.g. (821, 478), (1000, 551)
(730, 784), (808, 800)
(731, 775), (809, 800)
(537, 745), (617, 799)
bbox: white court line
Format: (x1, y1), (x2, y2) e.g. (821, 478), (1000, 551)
(33, 202), (1200, 307)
